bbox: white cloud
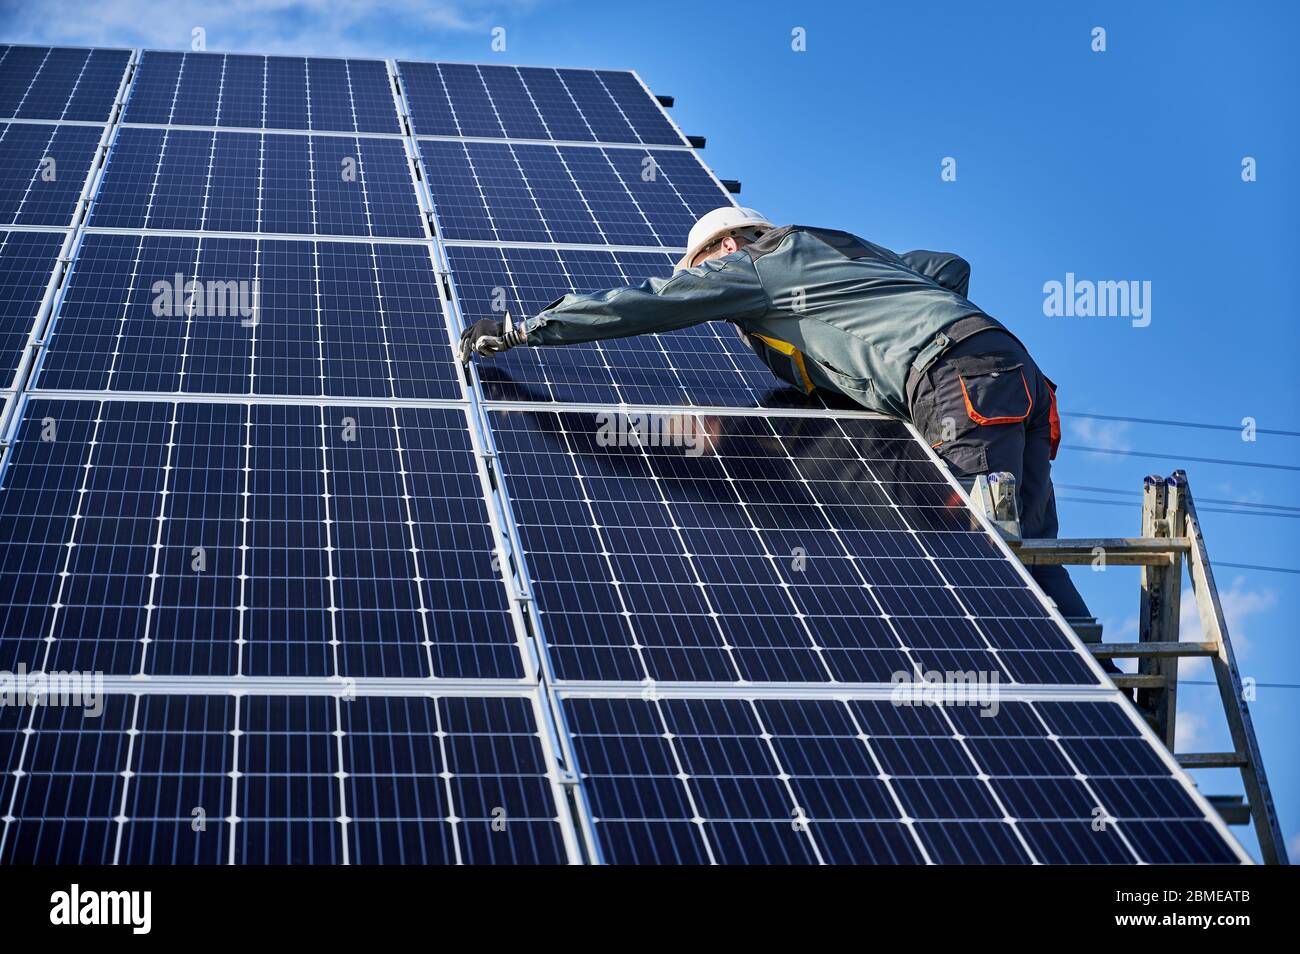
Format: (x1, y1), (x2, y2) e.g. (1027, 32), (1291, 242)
(1067, 416), (1132, 455)
(1104, 615), (1138, 673)
(1108, 615), (1138, 639)
(1177, 575), (1278, 678)
(0, 0), (537, 59)
(1174, 708), (1208, 751)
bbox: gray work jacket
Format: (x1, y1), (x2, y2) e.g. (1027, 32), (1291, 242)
(520, 225), (1012, 419)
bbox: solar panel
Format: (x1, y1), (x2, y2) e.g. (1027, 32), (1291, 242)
(398, 62), (685, 145)
(489, 409), (1098, 686)
(0, 121), (103, 226)
(35, 234), (459, 398)
(560, 694), (1244, 865)
(0, 45), (131, 122)
(0, 43), (1248, 865)
(124, 51), (400, 134)
(0, 399), (520, 679)
(90, 127), (424, 237)
(420, 140), (727, 245)
(0, 692), (570, 864)
(0, 229), (63, 389)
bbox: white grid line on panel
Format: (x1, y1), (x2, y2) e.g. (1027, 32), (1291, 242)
(0, 118), (107, 128)
(82, 226), (432, 245)
(332, 694), (352, 864)
(23, 390), (471, 409)
(442, 237), (685, 253)
(416, 133), (693, 152)
(134, 386), (184, 675)
(225, 693), (242, 864)
(109, 693), (143, 864)
(235, 389), (254, 676)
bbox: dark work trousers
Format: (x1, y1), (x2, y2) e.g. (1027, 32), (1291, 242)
(909, 329), (1092, 620)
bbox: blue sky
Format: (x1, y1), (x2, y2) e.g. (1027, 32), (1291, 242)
(3, 0), (1296, 863)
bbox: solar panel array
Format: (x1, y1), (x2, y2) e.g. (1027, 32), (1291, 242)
(0, 43), (1246, 864)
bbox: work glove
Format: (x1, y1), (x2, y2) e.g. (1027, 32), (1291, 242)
(459, 315), (526, 364)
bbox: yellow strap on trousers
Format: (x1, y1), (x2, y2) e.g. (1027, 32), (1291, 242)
(751, 333), (815, 394)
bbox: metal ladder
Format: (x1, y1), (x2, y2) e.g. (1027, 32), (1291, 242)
(973, 469), (1288, 864)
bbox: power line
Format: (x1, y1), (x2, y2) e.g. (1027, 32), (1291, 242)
(1050, 497), (1300, 574)
(1060, 444), (1300, 472)
(1057, 483), (1300, 514)
(1181, 679), (1300, 690)
(1062, 411), (1300, 439)
(1056, 495), (1300, 521)
(1217, 561), (1300, 576)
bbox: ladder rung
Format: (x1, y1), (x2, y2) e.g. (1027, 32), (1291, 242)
(1111, 673), (1164, 689)
(1212, 804), (1252, 825)
(1064, 616), (1102, 643)
(1012, 537), (1190, 566)
(1206, 795), (1251, 826)
(1178, 752), (1249, 769)
(1090, 641), (1217, 659)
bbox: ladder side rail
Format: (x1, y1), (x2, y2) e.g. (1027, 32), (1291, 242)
(1137, 477), (1179, 746)
(1178, 472), (1288, 865)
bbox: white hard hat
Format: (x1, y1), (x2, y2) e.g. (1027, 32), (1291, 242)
(675, 206), (774, 272)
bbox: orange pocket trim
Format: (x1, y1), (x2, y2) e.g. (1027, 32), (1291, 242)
(1047, 381), (1062, 460)
(959, 370), (1033, 425)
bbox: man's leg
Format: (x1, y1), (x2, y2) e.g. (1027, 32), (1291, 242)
(1018, 390), (1092, 618)
(911, 332), (1093, 619)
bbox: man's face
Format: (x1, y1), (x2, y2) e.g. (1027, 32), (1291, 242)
(690, 234), (750, 268)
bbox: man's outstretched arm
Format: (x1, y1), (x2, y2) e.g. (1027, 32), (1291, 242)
(461, 254), (769, 360)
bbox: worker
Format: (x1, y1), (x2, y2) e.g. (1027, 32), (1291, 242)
(460, 207), (1091, 622)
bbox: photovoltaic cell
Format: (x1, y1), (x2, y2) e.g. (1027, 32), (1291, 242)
(592, 70), (681, 146)
(421, 140), (726, 246)
(447, 245), (814, 408)
(0, 228), (63, 388)
(554, 69), (638, 143)
(37, 234), (459, 399)
(123, 51), (400, 134)
(0, 45), (130, 122)
(0, 399), (519, 679)
(90, 126), (425, 237)
(562, 695), (1242, 865)
(398, 61), (684, 146)
(0, 121), (102, 226)
(0, 693), (567, 863)
(490, 410), (1099, 686)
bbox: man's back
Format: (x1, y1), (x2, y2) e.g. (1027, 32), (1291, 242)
(735, 225), (1006, 416)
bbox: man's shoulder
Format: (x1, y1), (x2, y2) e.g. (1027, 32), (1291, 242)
(747, 225), (896, 264)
